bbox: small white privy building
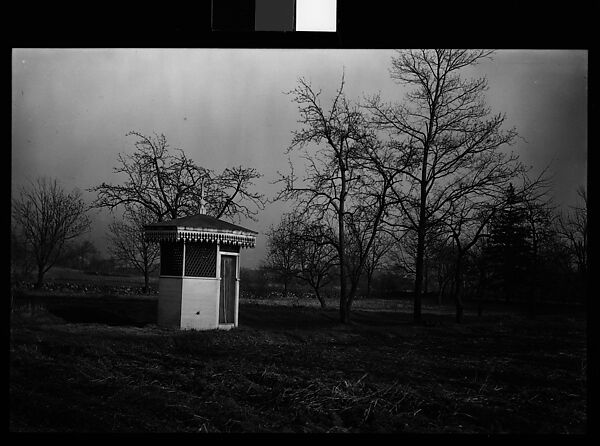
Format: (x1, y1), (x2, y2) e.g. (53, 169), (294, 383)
(144, 213), (257, 331)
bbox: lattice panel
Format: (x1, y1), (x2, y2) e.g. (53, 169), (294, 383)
(160, 242), (184, 276)
(185, 242), (217, 277)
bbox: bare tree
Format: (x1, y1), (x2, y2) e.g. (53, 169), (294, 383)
(107, 205), (160, 293)
(89, 131), (265, 222)
(277, 75), (402, 323)
(365, 49), (521, 323)
(264, 213), (303, 298)
(434, 171), (549, 322)
(440, 196), (498, 323)
(437, 166), (552, 322)
(387, 222), (446, 296)
(12, 177), (91, 288)
(362, 231), (393, 299)
(517, 168), (557, 318)
(558, 186), (587, 282)
(427, 235), (457, 305)
(264, 211), (336, 307)
(293, 219), (337, 308)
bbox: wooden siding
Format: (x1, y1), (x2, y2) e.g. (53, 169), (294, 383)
(180, 277), (220, 330)
(157, 277), (183, 327)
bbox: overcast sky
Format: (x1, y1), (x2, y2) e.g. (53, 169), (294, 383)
(11, 49), (588, 268)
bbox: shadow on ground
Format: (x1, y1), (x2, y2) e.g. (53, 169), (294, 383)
(12, 294), (158, 328)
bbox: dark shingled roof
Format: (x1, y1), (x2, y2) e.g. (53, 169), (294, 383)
(144, 213), (257, 234)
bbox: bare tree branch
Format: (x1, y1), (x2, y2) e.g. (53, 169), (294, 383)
(12, 177), (91, 288)
(276, 76), (405, 323)
(107, 204), (160, 292)
(365, 49), (521, 323)
(89, 131), (266, 223)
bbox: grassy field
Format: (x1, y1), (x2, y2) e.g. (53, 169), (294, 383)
(9, 291), (587, 433)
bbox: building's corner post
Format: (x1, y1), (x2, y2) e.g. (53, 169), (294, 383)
(234, 253), (240, 327)
(180, 237), (187, 328)
(216, 240), (221, 328)
(182, 237), (187, 278)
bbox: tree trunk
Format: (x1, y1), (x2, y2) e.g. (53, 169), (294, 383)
(143, 269), (150, 294)
(413, 225), (426, 323)
(35, 265), (45, 289)
(413, 97), (433, 324)
(423, 257), (428, 294)
(338, 194), (348, 323)
(440, 276), (451, 307)
(436, 269), (443, 305)
(342, 283), (358, 323)
(315, 289), (327, 309)
(340, 296), (350, 323)
(339, 264), (349, 323)
(340, 285), (350, 323)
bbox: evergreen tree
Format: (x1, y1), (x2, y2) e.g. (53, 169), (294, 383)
(484, 183), (533, 303)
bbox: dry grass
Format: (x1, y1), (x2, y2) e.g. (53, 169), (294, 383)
(9, 292), (587, 433)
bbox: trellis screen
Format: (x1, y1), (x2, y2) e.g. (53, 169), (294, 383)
(185, 242), (217, 277)
(160, 241), (184, 276)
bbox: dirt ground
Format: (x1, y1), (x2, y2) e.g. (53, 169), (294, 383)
(9, 293), (587, 433)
